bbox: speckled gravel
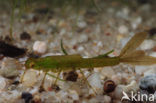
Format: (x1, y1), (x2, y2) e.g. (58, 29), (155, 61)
(0, 1), (156, 103)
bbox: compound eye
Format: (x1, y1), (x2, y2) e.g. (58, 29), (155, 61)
(29, 62), (35, 67)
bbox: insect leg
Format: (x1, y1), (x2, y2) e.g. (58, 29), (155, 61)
(79, 69), (97, 95)
(20, 69), (27, 83)
(40, 72), (47, 91)
(61, 39), (97, 94)
(93, 49), (114, 58)
(53, 69), (61, 85)
(47, 73), (65, 82)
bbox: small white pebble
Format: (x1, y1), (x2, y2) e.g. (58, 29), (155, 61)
(150, 52), (156, 57)
(49, 19), (57, 26)
(88, 72), (103, 93)
(0, 58), (20, 78)
(0, 76), (6, 91)
(77, 34), (88, 43)
(60, 28), (66, 36)
(69, 90), (79, 100)
(101, 67), (115, 78)
(118, 25), (128, 34)
(77, 46), (84, 52)
(77, 21), (87, 28)
(114, 85), (125, 99)
(135, 66), (149, 75)
(131, 17), (142, 29)
(144, 68), (156, 76)
(33, 41), (47, 54)
(30, 86), (39, 94)
(23, 69), (38, 87)
(140, 40), (154, 50)
(56, 91), (68, 99)
(111, 73), (122, 84)
(125, 80), (139, 92)
(97, 41), (103, 47)
(103, 95), (111, 103)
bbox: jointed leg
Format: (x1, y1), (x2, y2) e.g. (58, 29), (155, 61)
(47, 72), (65, 82)
(40, 72), (47, 90)
(93, 49), (114, 58)
(61, 39), (97, 94)
(53, 70), (62, 85)
(79, 69), (97, 95)
(20, 69), (27, 83)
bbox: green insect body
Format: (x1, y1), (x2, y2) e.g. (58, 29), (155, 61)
(25, 55), (120, 72)
(25, 32), (156, 72)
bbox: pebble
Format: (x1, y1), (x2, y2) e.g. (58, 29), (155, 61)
(49, 19), (57, 26)
(56, 91), (68, 100)
(112, 73), (131, 84)
(68, 90), (79, 100)
(148, 27), (156, 36)
(135, 66), (149, 75)
(63, 71), (78, 82)
(103, 95), (111, 103)
(0, 58), (20, 78)
(116, 7), (129, 19)
(29, 86), (39, 94)
(118, 25), (128, 34)
(114, 80), (139, 99)
(124, 80), (139, 92)
(149, 52), (156, 57)
(77, 21), (87, 28)
(42, 76), (53, 91)
(20, 32), (31, 40)
(21, 92), (33, 103)
(101, 67), (115, 78)
(111, 74), (122, 84)
(139, 74), (156, 93)
(131, 17), (142, 29)
(87, 72), (103, 93)
(78, 34), (88, 43)
(144, 68), (156, 76)
(33, 41), (47, 54)
(0, 76), (6, 91)
(140, 40), (154, 50)
(114, 85), (125, 99)
(77, 46), (84, 52)
(22, 69), (38, 87)
(0, 90), (21, 102)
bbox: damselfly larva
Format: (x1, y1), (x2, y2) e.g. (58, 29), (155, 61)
(25, 32), (156, 70)
(24, 31), (156, 92)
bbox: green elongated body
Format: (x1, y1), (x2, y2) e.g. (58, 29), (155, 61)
(25, 55), (120, 72)
(25, 32), (156, 73)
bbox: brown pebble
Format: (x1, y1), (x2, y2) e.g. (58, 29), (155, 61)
(4, 36), (12, 42)
(32, 95), (42, 103)
(104, 80), (116, 93)
(20, 32), (31, 40)
(148, 27), (156, 36)
(32, 16), (39, 23)
(73, 45), (78, 50)
(39, 86), (45, 93)
(63, 71), (78, 82)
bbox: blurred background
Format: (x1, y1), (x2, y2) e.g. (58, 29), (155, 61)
(0, 0), (155, 54)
